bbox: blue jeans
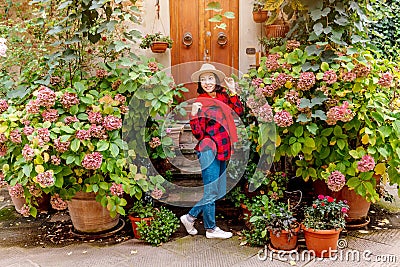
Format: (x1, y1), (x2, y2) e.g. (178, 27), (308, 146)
(188, 149), (227, 229)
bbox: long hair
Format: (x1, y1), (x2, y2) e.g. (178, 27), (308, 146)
(196, 73), (223, 94)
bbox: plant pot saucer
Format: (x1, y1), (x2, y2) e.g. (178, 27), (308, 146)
(71, 218), (125, 239)
(345, 216), (370, 229)
(268, 243), (299, 254)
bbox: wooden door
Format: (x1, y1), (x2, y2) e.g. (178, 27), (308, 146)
(170, 0), (239, 101)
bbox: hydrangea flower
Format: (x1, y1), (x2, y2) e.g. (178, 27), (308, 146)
(110, 183), (124, 196)
(10, 129), (22, 144)
(357, 155), (375, 172)
(36, 171), (55, 187)
(54, 138), (70, 153)
(60, 92), (80, 108)
(88, 111), (103, 124)
(50, 194), (68, 210)
(8, 183), (24, 198)
(297, 72), (316, 91)
(274, 110), (293, 127)
(102, 115), (122, 131)
(22, 144), (35, 161)
(82, 152), (103, 170)
(327, 170), (346, 192)
(42, 109), (59, 122)
(36, 86), (56, 108)
(0, 99), (9, 113)
(323, 70), (338, 84)
(378, 72), (393, 88)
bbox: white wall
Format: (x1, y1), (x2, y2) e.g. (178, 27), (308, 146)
(138, 0), (261, 75)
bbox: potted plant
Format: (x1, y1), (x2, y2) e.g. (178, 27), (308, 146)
(257, 36), (283, 55)
(139, 32), (173, 53)
(250, 195), (299, 251)
(252, 0), (268, 23)
(136, 205), (180, 246)
(302, 195), (349, 257)
(128, 200), (157, 239)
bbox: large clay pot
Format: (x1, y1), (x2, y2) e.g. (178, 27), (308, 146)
(269, 225), (300, 251)
(67, 191), (119, 233)
(302, 226), (341, 258)
(253, 11), (268, 23)
(150, 42), (168, 53)
(128, 215), (153, 239)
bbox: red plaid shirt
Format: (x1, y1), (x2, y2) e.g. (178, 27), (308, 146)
(190, 91), (244, 161)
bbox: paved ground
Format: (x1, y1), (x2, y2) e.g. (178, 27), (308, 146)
(1, 186), (400, 267)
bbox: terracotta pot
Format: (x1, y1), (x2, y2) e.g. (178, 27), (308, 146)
(67, 191), (119, 233)
(269, 225), (300, 251)
(264, 23), (289, 38)
(10, 195), (26, 213)
(150, 42), (169, 53)
(302, 226), (341, 258)
(128, 215), (153, 239)
(253, 11), (268, 23)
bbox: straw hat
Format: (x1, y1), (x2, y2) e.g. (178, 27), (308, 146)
(191, 63), (226, 83)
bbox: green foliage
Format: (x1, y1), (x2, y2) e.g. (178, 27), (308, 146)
(128, 201), (157, 218)
(242, 196), (268, 246)
(136, 206), (180, 246)
(368, 0), (400, 60)
(239, 41), (400, 202)
(290, 0), (371, 48)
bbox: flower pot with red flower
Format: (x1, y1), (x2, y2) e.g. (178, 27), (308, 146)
(302, 195), (349, 258)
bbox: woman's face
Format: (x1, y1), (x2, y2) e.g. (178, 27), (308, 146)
(199, 72), (216, 93)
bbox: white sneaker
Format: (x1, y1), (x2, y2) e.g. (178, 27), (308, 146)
(180, 215), (198, 235)
(206, 227), (233, 239)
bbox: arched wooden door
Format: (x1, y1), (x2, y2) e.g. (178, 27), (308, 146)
(170, 0), (239, 101)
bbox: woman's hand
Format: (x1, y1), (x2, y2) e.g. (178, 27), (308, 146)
(191, 102), (203, 116)
(224, 77), (236, 95)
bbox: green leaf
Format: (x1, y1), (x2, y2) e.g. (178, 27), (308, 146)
(296, 114), (311, 123)
(347, 177), (361, 189)
(304, 138), (315, 148)
(97, 140), (110, 151)
(66, 156), (75, 165)
(71, 139), (80, 152)
(313, 23), (324, 36)
(337, 139), (346, 150)
(306, 124), (319, 135)
(333, 126), (343, 136)
(294, 126), (304, 138)
(23, 164), (33, 177)
(110, 143), (120, 158)
(312, 110), (327, 120)
(321, 62), (329, 71)
(292, 143), (302, 156)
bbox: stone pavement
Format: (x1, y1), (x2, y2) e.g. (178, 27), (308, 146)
(1, 186), (400, 267)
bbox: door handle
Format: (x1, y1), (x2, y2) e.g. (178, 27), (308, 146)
(183, 32), (193, 47)
(217, 32), (228, 46)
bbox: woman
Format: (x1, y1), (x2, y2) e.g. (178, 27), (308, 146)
(180, 63), (244, 239)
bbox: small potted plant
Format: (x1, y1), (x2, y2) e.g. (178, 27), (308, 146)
(139, 32), (173, 53)
(136, 205), (180, 246)
(252, 0), (268, 23)
(250, 195), (299, 251)
(128, 200), (157, 239)
(302, 195), (349, 258)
